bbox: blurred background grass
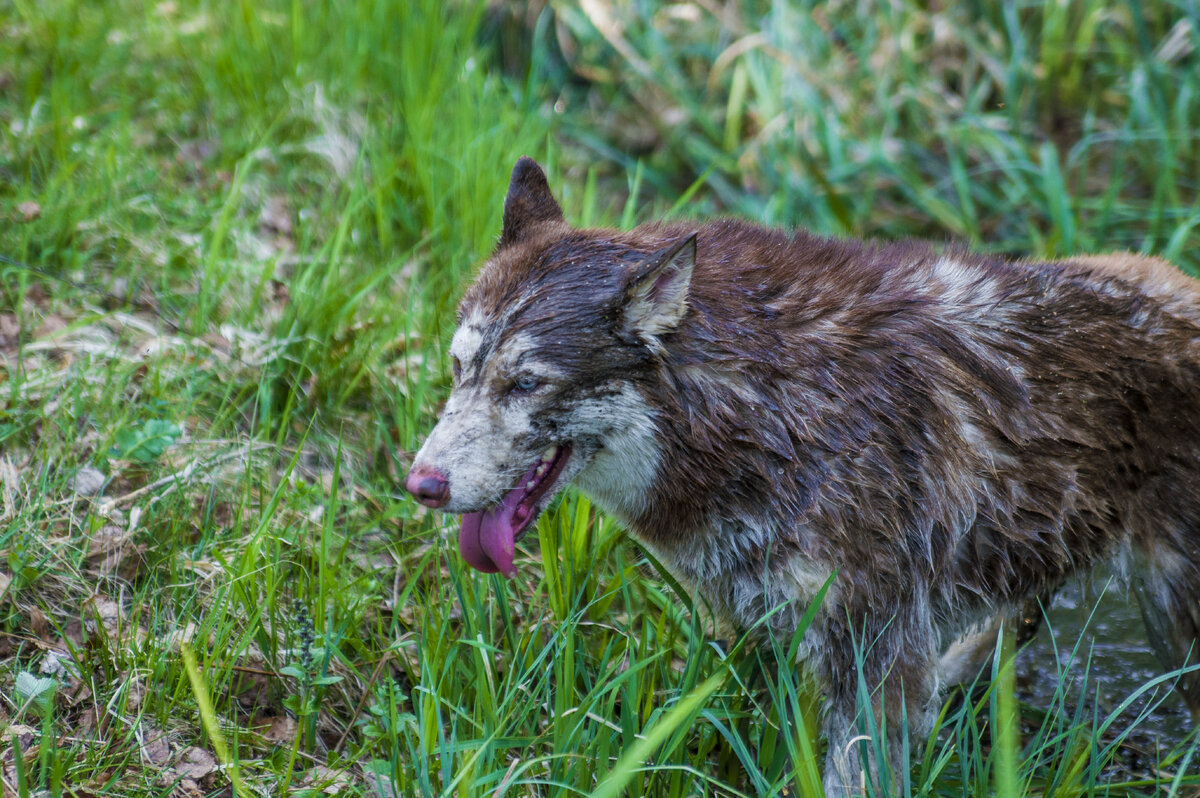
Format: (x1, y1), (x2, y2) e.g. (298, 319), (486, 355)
(0, 0), (1198, 795)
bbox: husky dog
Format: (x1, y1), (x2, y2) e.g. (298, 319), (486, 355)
(405, 157), (1200, 794)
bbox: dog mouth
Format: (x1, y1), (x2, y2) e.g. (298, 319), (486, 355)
(458, 444), (571, 577)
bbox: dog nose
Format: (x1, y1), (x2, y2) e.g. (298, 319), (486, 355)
(405, 465), (450, 508)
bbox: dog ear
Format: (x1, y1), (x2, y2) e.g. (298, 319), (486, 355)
(500, 157), (564, 246)
(623, 233), (697, 341)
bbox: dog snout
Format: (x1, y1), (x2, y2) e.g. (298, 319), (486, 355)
(405, 464), (450, 508)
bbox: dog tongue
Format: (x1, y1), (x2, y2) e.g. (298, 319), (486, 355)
(458, 487), (524, 577)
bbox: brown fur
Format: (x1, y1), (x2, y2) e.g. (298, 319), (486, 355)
(417, 158), (1200, 794)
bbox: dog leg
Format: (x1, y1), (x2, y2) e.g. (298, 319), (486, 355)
(939, 595), (1048, 689)
(939, 615), (1005, 688)
(821, 601), (940, 797)
(1132, 551), (1200, 723)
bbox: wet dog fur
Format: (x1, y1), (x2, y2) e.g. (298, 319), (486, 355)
(407, 157), (1200, 794)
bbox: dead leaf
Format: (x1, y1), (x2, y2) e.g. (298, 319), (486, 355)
(140, 723), (171, 766)
(170, 778), (204, 798)
(84, 594), (125, 637)
(64, 675), (92, 707)
(301, 765), (354, 795)
(16, 201), (40, 222)
(164, 622), (197, 651)
(258, 195), (293, 237)
(72, 770), (115, 798)
(231, 669), (271, 710)
(174, 746), (217, 781)
(39, 649), (76, 681)
(126, 681), (147, 712)
(3, 723), (38, 782)
(88, 594), (122, 625)
(201, 330), (231, 353)
(0, 456), (17, 521)
(59, 616), (84, 650)
(116, 544), (148, 581)
(76, 704), (107, 737)
(29, 607), (49, 640)
(86, 524), (131, 576)
(365, 767), (400, 798)
(4, 723), (36, 747)
(25, 283), (47, 307)
(253, 714), (296, 744)
(0, 314), (18, 350)
(35, 314), (67, 339)
(74, 466), (107, 496)
(269, 278), (290, 305)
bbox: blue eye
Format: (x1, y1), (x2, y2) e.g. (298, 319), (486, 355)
(513, 375), (540, 394)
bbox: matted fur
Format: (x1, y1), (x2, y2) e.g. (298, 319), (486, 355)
(408, 158), (1200, 795)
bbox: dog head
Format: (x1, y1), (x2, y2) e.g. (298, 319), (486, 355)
(405, 157), (696, 576)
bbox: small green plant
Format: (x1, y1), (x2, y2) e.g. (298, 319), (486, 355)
(110, 419), (181, 464)
(11, 669), (66, 796)
(281, 598), (343, 752)
(5, 529), (41, 588)
(14, 671), (57, 718)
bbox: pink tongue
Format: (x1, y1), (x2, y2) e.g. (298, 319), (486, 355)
(458, 487), (525, 577)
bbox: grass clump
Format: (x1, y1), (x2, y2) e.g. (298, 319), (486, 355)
(1, 0), (1198, 796)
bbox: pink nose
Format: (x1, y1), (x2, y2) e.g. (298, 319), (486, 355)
(405, 464), (450, 508)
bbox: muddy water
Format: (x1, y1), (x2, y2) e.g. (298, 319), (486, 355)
(1016, 570), (1195, 755)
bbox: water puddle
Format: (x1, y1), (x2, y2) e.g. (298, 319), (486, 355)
(1017, 571), (1196, 763)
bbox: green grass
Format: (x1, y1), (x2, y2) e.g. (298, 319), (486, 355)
(1, 0), (1199, 795)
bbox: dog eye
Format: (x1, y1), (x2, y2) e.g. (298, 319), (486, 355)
(451, 356), (462, 381)
(511, 375), (540, 394)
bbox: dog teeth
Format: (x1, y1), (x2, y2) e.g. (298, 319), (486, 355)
(535, 464), (547, 477)
(526, 480), (536, 490)
(541, 447), (557, 462)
